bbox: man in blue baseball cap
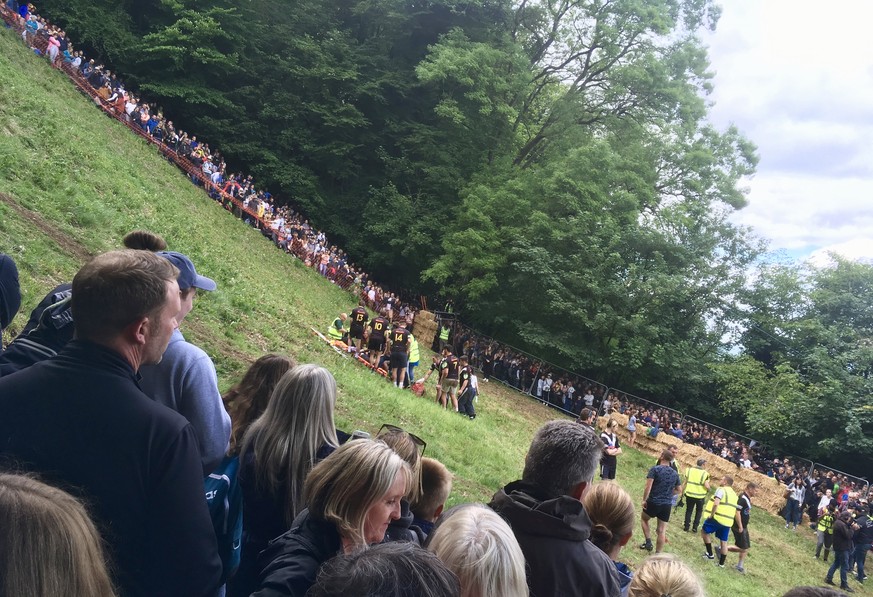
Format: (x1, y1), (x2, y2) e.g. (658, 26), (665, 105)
(140, 251), (230, 476)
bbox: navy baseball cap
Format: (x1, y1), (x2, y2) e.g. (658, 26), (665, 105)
(157, 251), (216, 291)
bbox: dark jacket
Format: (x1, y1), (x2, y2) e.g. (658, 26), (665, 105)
(489, 480), (621, 597)
(853, 513), (873, 545)
(231, 432), (349, 597)
(0, 253), (20, 335)
(251, 510), (342, 597)
(384, 498), (425, 545)
(0, 340), (221, 597)
(833, 515), (855, 552)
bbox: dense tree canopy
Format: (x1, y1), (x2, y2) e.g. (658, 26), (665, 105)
(37, 0), (873, 473)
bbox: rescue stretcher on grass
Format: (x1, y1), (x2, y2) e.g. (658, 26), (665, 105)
(309, 326), (426, 396)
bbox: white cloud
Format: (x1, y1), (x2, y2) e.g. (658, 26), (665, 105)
(702, 0), (873, 262)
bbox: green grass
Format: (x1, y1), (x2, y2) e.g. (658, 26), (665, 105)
(0, 28), (866, 597)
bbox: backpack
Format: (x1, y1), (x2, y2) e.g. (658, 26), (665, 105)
(205, 455), (244, 583)
(0, 285), (74, 376)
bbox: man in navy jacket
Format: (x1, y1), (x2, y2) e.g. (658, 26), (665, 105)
(0, 250), (221, 597)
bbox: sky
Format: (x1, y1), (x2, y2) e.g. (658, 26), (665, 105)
(701, 0), (873, 265)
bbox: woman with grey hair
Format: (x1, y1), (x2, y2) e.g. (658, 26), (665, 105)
(229, 364), (343, 597)
(426, 503), (528, 597)
(252, 439), (412, 597)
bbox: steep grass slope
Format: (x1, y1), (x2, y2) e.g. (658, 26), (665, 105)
(0, 29), (865, 597)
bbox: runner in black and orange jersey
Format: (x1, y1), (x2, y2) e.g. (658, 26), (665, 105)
(388, 323), (411, 388)
(439, 347), (461, 412)
(366, 315), (390, 368)
(349, 302), (369, 353)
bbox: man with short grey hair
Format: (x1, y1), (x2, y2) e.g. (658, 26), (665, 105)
(489, 420), (621, 597)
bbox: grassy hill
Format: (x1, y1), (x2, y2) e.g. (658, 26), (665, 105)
(0, 28), (866, 597)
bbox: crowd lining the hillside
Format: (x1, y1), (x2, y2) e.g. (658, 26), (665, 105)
(2, 5), (872, 595)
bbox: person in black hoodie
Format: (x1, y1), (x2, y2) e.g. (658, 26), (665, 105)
(489, 420), (621, 597)
(826, 509), (860, 592)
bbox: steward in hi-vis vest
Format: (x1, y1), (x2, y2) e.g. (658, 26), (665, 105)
(327, 313), (347, 342)
(682, 458), (711, 533)
(701, 476), (741, 567)
(816, 504), (836, 561)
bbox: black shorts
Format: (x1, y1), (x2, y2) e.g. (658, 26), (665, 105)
(367, 337), (385, 352)
(644, 503), (672, 522)
(349, 324), (364, 340)
(732, 526), (750, 550)
(389, 351), (409, 369)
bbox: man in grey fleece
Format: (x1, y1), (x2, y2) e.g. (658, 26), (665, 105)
(140, 251), (230, 475)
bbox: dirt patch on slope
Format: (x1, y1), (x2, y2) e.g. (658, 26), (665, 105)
(0, 192), (92, 262)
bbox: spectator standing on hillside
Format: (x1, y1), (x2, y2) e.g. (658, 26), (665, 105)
(785, 476), (806, 531)
(600, 419), (622, 480)
(681, 459), (711, 533)
(139, 251), (230, 476)
(640, 449), (681, 553)
(0, 251), (221, 596)
(490, 420), (621, 597)
(851, 502), (873, 584)
(626, 409), (637, 448)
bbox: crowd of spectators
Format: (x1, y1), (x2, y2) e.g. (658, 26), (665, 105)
(3, 0), (869, 511)
(2, 1), (416, 329)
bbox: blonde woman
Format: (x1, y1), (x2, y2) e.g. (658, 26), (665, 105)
(254, 439), (411, 597)
(427, 503), (528, 597)
(628, 554), (704, 597)
(584, 482), (635, 596)
(377, 424), (426, 544)
(232, 364), (342, 597)
(0, 474), (116, 597)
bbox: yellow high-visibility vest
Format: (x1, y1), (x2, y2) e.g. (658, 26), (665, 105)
(409, 335), (420, 363)
(684, 467), (710, 499)
(439, 326), (450, 341)
(704, 486), (739, 528)
(327, 318), (344, 341)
